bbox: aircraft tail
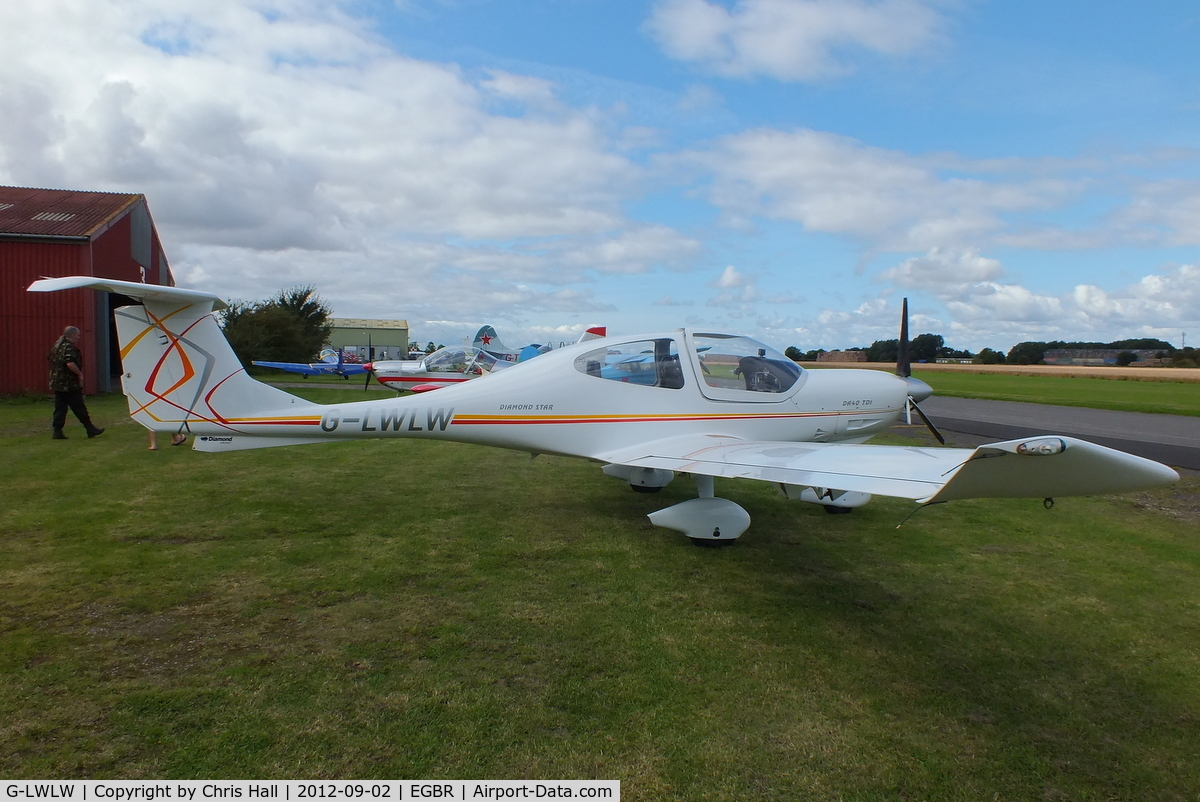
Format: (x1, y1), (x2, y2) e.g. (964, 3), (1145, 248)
(473, 325), (517, 357)
(577, 326), (606, 342)
(27, 276), (315, 435)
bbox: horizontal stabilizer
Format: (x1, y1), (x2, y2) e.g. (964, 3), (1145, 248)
(27, 276), (228, 310)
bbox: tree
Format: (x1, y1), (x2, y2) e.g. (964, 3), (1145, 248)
(910, 333), (944, 363)
(784, 346), (803, 362)
(867, 339), (899, 363)
(1006, 341), (1049, 365)
(1116, 351), (1138, 367)
(220, 286), (333, 367)
(1110, 338), (1172, 350)
(1171, 347), (1198, 368)
(974, 347), (1005, 364)
(273, 285), (333, 355)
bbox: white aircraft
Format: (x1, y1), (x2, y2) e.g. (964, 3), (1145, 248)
(364, 343), (501, 393)
(29, 277), (1179, 545)
(473, 324), (607, 364)
(366, 325), (607, 392)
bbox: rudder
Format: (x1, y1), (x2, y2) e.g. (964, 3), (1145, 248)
(116, 301), (313, 433)
(28, 276), (314, 434)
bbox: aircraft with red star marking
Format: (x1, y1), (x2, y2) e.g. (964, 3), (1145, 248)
(365, 325), (607, 393)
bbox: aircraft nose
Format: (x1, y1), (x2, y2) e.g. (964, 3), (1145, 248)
(363, 363), (373, 371)
(904, 376), (933, 402)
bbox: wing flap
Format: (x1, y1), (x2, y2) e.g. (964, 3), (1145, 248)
(599, 434), (970, 501)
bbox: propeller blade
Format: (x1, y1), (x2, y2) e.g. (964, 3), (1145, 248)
(908, 396), (945, 445)
(363, 333), (374, 390)
(896, 297), (911, 378)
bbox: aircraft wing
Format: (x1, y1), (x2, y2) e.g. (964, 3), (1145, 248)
(329, 364), (368, 376)
(252, 360), (324, 376)
(597, 433), (1178, 504)
(252, 360), (367, 376)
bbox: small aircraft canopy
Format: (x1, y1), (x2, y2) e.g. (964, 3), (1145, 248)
(689, 333), (802, 401)
(425, 346), (496, 375)
(574, 338), (685, 389)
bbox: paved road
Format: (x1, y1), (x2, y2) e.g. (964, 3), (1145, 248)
(917, 396), (1200, 470)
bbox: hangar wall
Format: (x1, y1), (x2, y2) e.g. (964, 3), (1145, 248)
(0, 186), (174, 395)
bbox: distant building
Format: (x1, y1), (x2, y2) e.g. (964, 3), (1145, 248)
(817, 350), (868, 363)
(328, 318), (409, 361)
(1, 185), (174, 394)
(1043, 348), (1163, 366)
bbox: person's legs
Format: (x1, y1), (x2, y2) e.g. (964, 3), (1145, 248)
(65, 390), (103, 437)
(52, 392), (69, 438)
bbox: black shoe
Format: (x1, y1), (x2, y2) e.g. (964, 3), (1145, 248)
(52, 430), (67, 440)
(87, 428), (105, 438)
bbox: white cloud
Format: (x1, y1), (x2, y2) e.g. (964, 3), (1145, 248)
(479, 70), (559, 108)
(644, 0), (946, 82)
(0, 0), (675, 320)
(1112, 179), (1200, 246)
(558, 226), (705, 275)
(710, 264), (753, 288)
(677, 84), (723, 112)
(706, 264), (760, 307)
(880, 261), (1200, 348)
(780, 257), (1200, 353)
(880, 247), (1004, 298)
(943, 283), (1066, 325)
(695, 128), (1077, 252)
(654, 295), (695, 306)
(1070, 263), (1200, 327)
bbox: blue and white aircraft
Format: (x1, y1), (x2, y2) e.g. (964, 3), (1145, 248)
(253, 348), (367, 379)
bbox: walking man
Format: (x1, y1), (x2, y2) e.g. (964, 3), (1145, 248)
(49, 325), (104, 440)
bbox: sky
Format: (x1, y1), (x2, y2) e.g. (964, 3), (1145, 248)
(2, 0), (1198, 353)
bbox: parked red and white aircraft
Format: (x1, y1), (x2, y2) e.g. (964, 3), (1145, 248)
(29, 277), (1178, 545)
(366, 325), (606, 393)
(473, 324), (608, 364)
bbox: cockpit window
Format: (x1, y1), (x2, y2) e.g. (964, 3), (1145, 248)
(574, 338), (684, 389)
(426, 346), (495, 375)
(692, 334), (800, 394)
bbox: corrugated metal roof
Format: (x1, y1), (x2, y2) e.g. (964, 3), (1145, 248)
(0, 185), (142, 239)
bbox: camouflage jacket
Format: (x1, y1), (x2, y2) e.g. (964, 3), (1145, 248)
(49, 337), (83, 392)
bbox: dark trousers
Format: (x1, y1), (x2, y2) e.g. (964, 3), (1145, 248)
(53, 389), (96, 432)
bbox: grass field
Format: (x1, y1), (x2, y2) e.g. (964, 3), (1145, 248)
(912, 370), (1200, 417)
(3, 391), (1199, 798)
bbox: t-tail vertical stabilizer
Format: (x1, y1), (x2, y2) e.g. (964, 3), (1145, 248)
(474, 325), (517, 357)
(27, 276), (318, 443)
